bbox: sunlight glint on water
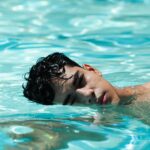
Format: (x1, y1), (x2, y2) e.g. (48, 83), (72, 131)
(0, 0), (150, 150)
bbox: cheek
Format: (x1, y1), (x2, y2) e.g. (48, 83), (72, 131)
(95, 79), (110, 91)
(85, 73), (100, 84)
(102, 81), (116, 97)
(101, 80), (112, 90)
(88, 76), (103, 88)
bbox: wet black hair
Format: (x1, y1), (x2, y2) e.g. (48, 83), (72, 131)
(23, 52), (80, 105)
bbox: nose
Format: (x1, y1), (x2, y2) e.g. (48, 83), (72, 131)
(76, 87), (95, 103)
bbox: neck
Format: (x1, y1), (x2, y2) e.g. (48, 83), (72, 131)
(114, 84), (148, 105)
(114, 86), (135, 104)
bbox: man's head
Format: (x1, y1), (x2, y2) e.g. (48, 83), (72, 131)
(23, 52), (80, 105)
(23, 52), (120, 105)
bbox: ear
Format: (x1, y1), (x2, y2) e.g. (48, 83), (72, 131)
(82, 64), (102, 76)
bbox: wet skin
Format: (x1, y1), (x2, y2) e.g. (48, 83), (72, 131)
(53, 64), (120, 105)
(52, 64), (150, 106)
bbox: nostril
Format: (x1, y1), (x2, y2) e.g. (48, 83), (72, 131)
(88, 99), (92, 103)
(91, 91), (95, 97)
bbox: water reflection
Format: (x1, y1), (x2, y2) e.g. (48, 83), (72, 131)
(0, 103), (150, 149)
(0, 119), (105, 150)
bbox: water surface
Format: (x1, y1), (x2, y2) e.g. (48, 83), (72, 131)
(0, 0), (150, 149)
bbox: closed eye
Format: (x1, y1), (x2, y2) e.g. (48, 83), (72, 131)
(77, 74), (84, 88)
(63, 94), (76, 105)
(63, 94), (71, 105)
(70, 95), (76, 105)
(76, 74), (85, 88)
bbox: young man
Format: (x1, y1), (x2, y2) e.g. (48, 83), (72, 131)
(23, 52), (150, 105)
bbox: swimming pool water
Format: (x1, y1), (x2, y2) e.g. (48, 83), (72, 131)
(0, 0), (150, 149)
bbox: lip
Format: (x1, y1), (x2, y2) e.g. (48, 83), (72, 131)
(97, 92), (107, 105)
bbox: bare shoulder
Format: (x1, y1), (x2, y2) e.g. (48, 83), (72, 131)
(143, 82), (150, 89)
(135, 82), (150, 102)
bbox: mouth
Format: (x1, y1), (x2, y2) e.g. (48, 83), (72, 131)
(97, 92), (107, 105)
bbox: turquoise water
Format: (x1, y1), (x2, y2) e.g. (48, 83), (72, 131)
(0, 0), (150, 149)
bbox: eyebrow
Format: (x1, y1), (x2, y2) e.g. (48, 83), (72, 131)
(72, 71), (79, 87)
(63, 71), (79, 105)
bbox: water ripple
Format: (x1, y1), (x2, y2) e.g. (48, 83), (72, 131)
(0, 0), (150, 149)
